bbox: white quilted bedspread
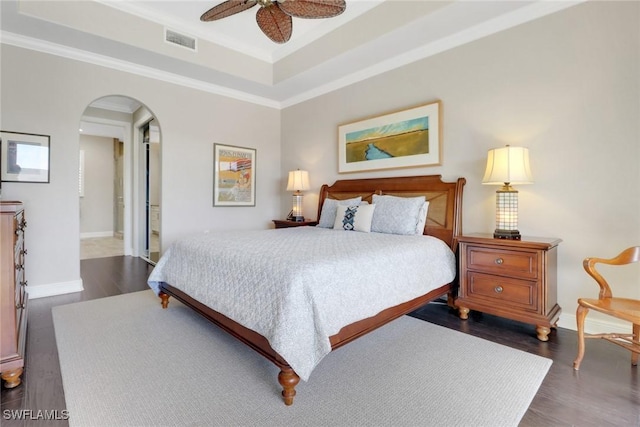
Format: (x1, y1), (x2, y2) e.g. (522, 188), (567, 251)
(148, 227), (455, 381)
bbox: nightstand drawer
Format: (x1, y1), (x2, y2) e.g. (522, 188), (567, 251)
(466, 246), (538, 279)
(467, 272), (538, 311)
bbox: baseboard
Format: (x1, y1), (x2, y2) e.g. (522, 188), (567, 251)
(80, 231), (114, 239)
(27, 279), (84, 299)
(558, 312), (630, 334)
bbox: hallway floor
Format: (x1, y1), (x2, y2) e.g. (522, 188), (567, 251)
(80, 234), (159, 260)
(80, 236), (123, 259)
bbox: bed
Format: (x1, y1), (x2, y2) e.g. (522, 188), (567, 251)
(148, 174), (465, 405)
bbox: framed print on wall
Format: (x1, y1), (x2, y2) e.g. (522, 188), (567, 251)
(338, 100), (441, 173)
(1, 130), (50, 183)
(213, 143), (256, 207)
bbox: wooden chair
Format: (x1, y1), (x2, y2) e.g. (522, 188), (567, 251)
(573, 246), (640, 370)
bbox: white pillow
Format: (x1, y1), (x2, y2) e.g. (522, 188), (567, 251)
(371, 194), (426, 235)
(415, 201), (430, 235)
(317, 196), (362, 228)
(333, 204), (376, 232)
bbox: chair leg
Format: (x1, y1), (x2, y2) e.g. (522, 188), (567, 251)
(573, 304), (589, 370)
(633, 323), (639, 366)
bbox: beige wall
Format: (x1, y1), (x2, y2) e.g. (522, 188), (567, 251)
(281, 1), (640, 331)
(79, 134), (114, 235)
(1, 1), (637, 331)
(1, 45), (282, 292)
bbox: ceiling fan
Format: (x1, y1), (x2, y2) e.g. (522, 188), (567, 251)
(200, 0), (347, 44)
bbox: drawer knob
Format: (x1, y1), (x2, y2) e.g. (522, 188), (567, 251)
(494, 285), (503, 294)
(494, 258), (504, 265)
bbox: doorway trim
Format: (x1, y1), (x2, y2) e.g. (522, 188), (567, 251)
(132, 110), (159, 262)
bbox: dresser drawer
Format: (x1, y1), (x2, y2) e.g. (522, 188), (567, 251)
(15, 268), (26, 309)
(13, 211), (25, 245)
(466, 246), (538, 279)
(466, 271), (538, 312)
(14, 244), (24, 266)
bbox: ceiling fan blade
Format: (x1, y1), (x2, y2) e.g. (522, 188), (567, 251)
(256, 4), (292, 43)
(278, 0), (346, 19)
(200, 0), (257, 22)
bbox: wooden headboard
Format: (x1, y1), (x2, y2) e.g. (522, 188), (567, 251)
(317, 175), (466, 251)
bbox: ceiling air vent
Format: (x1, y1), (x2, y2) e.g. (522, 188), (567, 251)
(165, 29), (197, 51)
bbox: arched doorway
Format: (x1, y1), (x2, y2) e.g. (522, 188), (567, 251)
(78, 95), (161, 264)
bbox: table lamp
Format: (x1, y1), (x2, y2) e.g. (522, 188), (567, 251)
(482, 145), (533, 240)
(286, 169), (310, 222)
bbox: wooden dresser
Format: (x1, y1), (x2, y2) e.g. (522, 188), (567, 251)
(1, 201), (28, 388)
(456, 233), (562, 341)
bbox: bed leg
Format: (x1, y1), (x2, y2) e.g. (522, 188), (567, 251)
(159, 292), (170, 309)
(278, 368), (300, 406)
(447, 291), (456, 308)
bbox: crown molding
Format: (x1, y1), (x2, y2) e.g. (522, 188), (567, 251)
(90, 98), (141, 114)
(0, 31), (282, 109)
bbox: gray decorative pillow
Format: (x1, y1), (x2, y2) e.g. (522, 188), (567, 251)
(371, 194), (426, 235)
(317, 196), (362, 228)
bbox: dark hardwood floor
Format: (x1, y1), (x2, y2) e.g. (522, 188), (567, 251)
(411, 302), (640, 426)
(1, 257), (153, 427)
(1, 256), (638, 426)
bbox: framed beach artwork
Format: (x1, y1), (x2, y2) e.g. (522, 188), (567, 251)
(337, 101), (441, 173)
(213, 143), (256, 207)
(1, 130), (51, 183)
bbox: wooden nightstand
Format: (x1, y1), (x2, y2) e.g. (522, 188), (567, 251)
(456, 233), (562, 341)
(272, 219), (318, 229)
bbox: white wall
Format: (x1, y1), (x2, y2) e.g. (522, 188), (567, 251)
(281, 1), (640, 332)
(0, 45), (282, 294)
(79, 134), (114, 236)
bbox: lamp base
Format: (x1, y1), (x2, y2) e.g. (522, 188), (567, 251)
(292, 216), (305, 222)
(494, 229), (521, 240)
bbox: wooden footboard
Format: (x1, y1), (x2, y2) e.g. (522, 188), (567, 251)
(159, 282), (451, 405)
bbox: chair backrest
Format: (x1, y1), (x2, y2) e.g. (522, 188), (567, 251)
(583, 246), (640, 299)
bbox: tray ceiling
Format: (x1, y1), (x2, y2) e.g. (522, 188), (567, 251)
(1, 0), (584, 108)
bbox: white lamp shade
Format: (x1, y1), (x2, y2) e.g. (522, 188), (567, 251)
(286, 170), (310, 192)
(482, 146), (533, 185)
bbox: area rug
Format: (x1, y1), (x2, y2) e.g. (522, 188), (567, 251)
(52, 290), (551, 427)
